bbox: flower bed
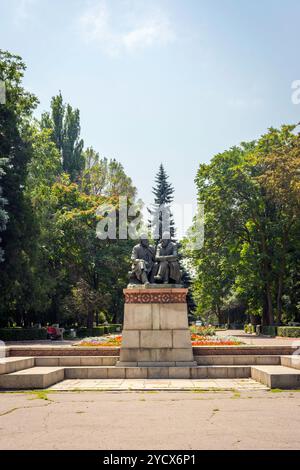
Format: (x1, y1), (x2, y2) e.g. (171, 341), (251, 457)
(76, 335), (122, 347)
(191, 334), (243, 346)
(75, 333), (243, 347)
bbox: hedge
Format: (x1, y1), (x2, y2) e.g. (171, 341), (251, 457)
(76, 324), (122, 338)
(0, 328), (47, 341)
(261, 325), (277, 337)
(277, 327), (300, 338)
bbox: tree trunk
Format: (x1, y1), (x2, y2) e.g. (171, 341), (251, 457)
(260, 232), (274, 326)
(87, 310), (94, 329)
(216, 304), (222, 325)
(276, 232), (288, 325)
(266, 284), (274, 325)
(276, 274), (283, 325)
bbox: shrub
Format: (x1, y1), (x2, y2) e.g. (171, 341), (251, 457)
(190, 325), (216, 336)
(277, 327), (300, 338)
(104, 324), (122, 334)
(98, 312), (106, 324)
(76, 327), (105, 338)
(261, 325), (277, 337)
(76, 324), (122, 338)
(0, 328), (47, 341)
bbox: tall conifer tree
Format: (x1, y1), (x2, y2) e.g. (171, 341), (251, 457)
(148, 164), (175, 241)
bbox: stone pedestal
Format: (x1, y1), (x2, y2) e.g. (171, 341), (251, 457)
(117, 286), (196, 367)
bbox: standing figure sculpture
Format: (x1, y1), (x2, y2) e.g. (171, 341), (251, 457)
(154, 232), (182, 284)
(129, 234), (155, 285)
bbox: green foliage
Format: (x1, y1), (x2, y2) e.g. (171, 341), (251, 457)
(81, 148), (136, 199)
(185, 126), (300, 326)
(98, 312), (107, 324)
(76, 325), (122, 338)
(190, 325), (216, 336)
(0, 328), (47, 341)
(148, 163), (175, 240)
(0, 156), (8, 262)
(0, 50), (42, 324)
(41, 92), (84, 181)
(0, 50), (137, 329)
(261, 325), (277, 336)
(277, 327), (300, 338)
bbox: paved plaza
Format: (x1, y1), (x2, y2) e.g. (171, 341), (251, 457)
(1, 331), (299, 450)
(0, 389), (300, 450)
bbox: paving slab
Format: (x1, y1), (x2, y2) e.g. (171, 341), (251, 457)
(48, 378), (268, 391)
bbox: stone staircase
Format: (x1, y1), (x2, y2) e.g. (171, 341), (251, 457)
(1, 354), (300, 389)
(251, 365), (300, 388)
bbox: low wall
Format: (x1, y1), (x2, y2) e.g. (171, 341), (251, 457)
(7, 347), (120, 357)
(6, 345), (297, 357)
(192, 345), (297, 356)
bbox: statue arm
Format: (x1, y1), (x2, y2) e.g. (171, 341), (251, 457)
(155, 245), (163, 261)
(131, 246), (140, 263)
(157, 255), (177, 262)
(156, 244), (178, 262)
(165, 244), (178, 261)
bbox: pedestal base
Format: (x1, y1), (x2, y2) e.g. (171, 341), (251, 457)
(118, 287), (196, 369)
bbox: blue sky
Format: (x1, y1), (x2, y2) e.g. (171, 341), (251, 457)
(1, 0), (300, 235)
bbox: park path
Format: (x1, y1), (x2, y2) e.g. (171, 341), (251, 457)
(216, 329), (299, 346)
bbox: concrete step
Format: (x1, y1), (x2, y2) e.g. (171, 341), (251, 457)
(64, 365), (251, 380)
(281, 355), (300, 370)
(195, 366), (251, 379)
(0, 367), (64, 389)
(34, 356), (117, 367)
(0, 357), (34, 375)
(195, 355), (281, 366)
(251, 365), (300, 389)
(7, 362), (299, 389)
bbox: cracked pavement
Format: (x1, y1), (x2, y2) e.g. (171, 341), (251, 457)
(0, 390), (300, 449)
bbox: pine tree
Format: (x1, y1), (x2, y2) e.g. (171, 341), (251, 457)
(148, 164), (195, 312)
(148, 164), (175, 242)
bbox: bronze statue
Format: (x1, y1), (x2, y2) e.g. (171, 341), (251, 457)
(128, 232), (182, 286)
(154, 232), (182, 284)
(129, 234), (155, 285)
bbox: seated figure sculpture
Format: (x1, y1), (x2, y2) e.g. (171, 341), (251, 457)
(129, 234), (155, 285)
(154, 232), (182, 284)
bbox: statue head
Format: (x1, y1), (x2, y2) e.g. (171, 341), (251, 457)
(161, 231), (171, 247)
(140, 233), (149, 248)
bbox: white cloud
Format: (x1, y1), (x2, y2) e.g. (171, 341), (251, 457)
(123, 17), (175, 51)
(78, 0), (176, 56)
